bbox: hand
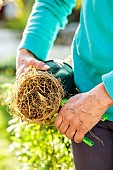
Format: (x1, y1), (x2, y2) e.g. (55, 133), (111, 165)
(55, 83), (113, 143)
(16, 49), (50, 80)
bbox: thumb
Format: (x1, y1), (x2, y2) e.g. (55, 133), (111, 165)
(28, 58), (50, 71)
(54, 114), (63, 128)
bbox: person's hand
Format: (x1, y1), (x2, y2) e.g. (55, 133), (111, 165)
(16, 49), (50, 80)
(55, 83), (113, 143)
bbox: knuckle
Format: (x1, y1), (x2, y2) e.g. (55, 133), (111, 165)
(27, 58), (35, 66)
(18, 56), (25, 64)
(38, 61), (45, 68)
(71, 119), (80, 130)
(59, 106), (67, 115)
(64, 113), (72, 122)
(65, 116), (69, 121)
(79, 125), (88, 135)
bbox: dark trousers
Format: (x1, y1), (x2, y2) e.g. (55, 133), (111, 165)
(71, 121), (113, 170)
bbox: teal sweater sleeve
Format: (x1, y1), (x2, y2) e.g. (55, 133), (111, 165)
(102, 71), (113, 100)
(18, 0), (76, 61)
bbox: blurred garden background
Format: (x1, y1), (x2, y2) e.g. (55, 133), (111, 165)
(0, 0), (81, 169)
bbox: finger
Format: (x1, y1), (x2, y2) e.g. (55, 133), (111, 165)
(58, 108), (73, 133)
(65, 119), (80, 139)
(65, 126), (76, 139)
(58, 119), (69, 134)
(16, 65), (32, 80)
(16, 65), (26, 80)
(59, 105), (73, 121)
(16, 59), (50, 80)
(74, 131), (85, 143)
(54, 114), (63, 129)
(27, 59), (50, 71)
(74, 124), (88, 143)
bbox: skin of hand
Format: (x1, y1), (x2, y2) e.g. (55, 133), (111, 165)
(55, 83), (113, 143)
(16, 49), (50, 80)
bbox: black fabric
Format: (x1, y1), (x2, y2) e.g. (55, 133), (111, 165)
(71, 120), (113, 170)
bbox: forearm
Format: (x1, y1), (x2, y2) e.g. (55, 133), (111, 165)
(18, 0), (76, 61)
(17, 49), (35, 58)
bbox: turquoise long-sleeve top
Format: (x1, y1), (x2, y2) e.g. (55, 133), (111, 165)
(18, 0), (113, 121)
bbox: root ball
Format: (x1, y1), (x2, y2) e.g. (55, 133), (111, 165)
(11, 68), (64, 125)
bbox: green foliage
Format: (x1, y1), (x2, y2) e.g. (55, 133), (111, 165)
(0, 83), (74, 169)
(0, 83), (13, 132)
(0, 83), (12, 106)
(5, 0), (35, 31)
(0, 84), (18, 170)
(0, 59), (16, 84)
(8, 120), (74, 169)
(5, 0), (81, 31)
(6, 16), (28, 32)
(5, 9), (30, 32)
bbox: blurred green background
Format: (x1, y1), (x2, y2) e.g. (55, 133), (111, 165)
(0, 0), (81, 169)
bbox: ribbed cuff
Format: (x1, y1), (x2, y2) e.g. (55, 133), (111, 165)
(102, 71), (113, 100)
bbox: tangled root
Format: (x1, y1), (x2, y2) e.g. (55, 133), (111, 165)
(10, 68), (64, 125)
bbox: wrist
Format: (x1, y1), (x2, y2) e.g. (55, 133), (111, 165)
(100, 83), (113, 107)
(17, 49), (35, 58)
(89, 83), (113, 110)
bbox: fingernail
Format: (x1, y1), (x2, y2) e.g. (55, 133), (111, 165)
(74, 140), (80, 143)
(43, 65), (50, 69)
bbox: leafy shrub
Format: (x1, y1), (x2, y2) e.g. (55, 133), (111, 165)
(8, 120), (74, 169)
(0, 83), (74, 169)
